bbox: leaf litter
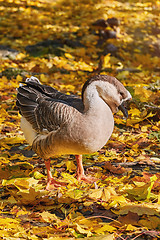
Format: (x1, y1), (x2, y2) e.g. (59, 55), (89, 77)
(0, 0), (160, 239)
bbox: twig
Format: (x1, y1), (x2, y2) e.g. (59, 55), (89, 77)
(115, 234), (128, 240)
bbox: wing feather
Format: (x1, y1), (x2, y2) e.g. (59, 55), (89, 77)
(16, 77), (83, 133)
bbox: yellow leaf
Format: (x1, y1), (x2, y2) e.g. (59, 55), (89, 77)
(16, 74), (23, 82)
(95, 223), (116, 234)
(40, 74), (48, 83)
(114, 117), (126, 125)
(101, 187), (117, 202)
(144, 111), (156, 119)
(110, 195), (127, 204)
(126, 175), (157, 200)
(115, 203), (160, 216)
(65, 53), (73, 59)
(116, 71), (129, 80)
(16, 52), (26, 60)
(158, 193), (160, 204)
(88, 189), (103, 199)
(1, 136), (25, 145)
(27, 61), (36, 70)
(128, 108), (141, 117)
(33, 171), (45, 179)
(141, 126), (148, 132)
(16, 209), (29, 217)
(152, 125), (159, 131)
(103, 54), (111, 68)
(14, 178), (30, 190)
(16, 187), (43, 205)
(131, 144), (139, 151)
(101, 188), (111, 202)
(134, 87), (153, 102)
(60, 84), (75, 91)
(66, 160), (76, 172)
(61, 172), (78, 184)
(76, 223), (92, 237)
(126, 224), (138, 231)
(66, 189), (84, 200)
(40, 211), (59, 223)
(77, 234), (115, 240)
(0, 156), (10, 164)
(0, 216), (19, 227)
(127, 107), (156, 127)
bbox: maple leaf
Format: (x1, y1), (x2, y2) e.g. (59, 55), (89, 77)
(40, 211), (59, 223)
(126, 175), (157, 200)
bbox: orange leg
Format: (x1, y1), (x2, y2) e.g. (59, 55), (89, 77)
(75, 155), (97, 183)
(76, 155), (85, 179)
(44, 159), (66, 190)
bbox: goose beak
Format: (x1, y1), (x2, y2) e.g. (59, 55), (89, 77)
(118, 90), (132, 118)
(118, 102), (128, 118)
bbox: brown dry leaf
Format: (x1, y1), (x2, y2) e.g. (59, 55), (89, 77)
(118, 211), (139, 226)
(139, 216), (160, 229)
(104, 162), (126, 174)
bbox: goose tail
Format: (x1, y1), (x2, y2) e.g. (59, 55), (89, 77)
(26, 76), (41, 85)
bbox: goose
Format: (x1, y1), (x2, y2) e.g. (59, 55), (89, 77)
(16, 75), (131, 190)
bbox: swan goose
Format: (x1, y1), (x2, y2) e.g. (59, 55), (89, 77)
(16, 75), (131, 190)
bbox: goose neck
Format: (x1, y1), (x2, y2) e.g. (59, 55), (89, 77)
(83, 84), (108, 113)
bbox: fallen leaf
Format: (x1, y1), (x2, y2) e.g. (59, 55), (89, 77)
(118, 211), (139, 226)
(104, 162), (126, 174)
(126, 175), (157, 200)
(76, 223), (92, 237)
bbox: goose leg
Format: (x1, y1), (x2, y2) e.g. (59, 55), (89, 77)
(76, 155), (85, 179)
(45, 159), (66, 190)
(75, 155), (97, 183)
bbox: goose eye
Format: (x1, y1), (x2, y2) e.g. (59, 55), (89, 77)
(119, 91), (125, 98)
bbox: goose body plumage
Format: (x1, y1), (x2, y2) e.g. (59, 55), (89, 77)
(17, 75), (131, 189)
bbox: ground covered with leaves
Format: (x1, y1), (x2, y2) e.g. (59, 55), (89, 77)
(0, 0), (160, 239)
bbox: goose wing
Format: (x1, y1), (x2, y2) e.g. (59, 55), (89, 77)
(16, 77), (84, 133)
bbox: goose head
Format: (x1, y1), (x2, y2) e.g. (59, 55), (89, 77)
(82, 75), (131, 117)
